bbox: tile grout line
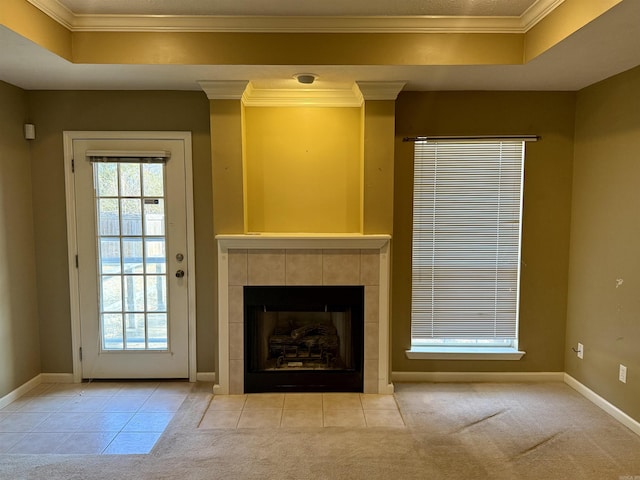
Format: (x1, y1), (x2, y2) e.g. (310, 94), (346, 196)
(195, 394), (215, 429)
(235, 394), (247, 429)
(360, 394), (369, 428)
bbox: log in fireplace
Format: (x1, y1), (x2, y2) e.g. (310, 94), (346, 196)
(244, 285), (364, 393)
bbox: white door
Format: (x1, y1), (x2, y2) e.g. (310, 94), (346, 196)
(71, 135), (191, 379)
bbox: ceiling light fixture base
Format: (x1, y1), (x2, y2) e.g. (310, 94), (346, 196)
(294, 74), (318, 85)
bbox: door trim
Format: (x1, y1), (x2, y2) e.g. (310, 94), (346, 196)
(63, 131), (197, 382)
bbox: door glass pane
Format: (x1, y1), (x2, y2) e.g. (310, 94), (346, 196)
(125, 313), (146, 349)
(96, 163), (118, 197)
(144, 199), (165, 235)
(146, 275), (167, 312)
(102, 314), (123, 350)
(98, 199), (119, 236)
(122, 238), (143, 274)
(120, 163), (141, 197)
(100, 238), (121, 274)
(123, 275), (145, 312)
(94, 161), (168, 351)
(143, 164), (164, 197)
(101, 276), (122, 312)
(145, 238), (166, 273)
(147, 313), (168, 349)
(121, 199), (142, 235)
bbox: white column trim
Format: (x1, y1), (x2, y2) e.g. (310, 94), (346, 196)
(356, 81), (406, 101)
(199, 81), (249, 100)
(214, 240), (230, 394)
(378, 240), (394, 394)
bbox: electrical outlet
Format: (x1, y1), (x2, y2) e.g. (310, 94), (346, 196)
(577, 342), (584, 359)
(619, 364), (627, 383)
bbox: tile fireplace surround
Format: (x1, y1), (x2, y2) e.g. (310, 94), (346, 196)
(215, 234), (392, 395)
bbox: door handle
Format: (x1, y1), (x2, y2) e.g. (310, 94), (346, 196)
(175, 270), (185, 278)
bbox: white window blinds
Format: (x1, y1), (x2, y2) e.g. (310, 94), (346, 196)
(411, 140), (525, 347)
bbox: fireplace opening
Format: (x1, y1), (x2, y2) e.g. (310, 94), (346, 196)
(244, 285), (364, 393)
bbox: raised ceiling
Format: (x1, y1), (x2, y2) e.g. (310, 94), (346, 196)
(27, 0), (560, 32)
(53, 0), (540, 17)
(1, 0), (639, 92)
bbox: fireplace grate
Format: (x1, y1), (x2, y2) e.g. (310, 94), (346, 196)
(244, 285), (364, 393)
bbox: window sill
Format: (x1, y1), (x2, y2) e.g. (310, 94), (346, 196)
(405, 346), (525, 361)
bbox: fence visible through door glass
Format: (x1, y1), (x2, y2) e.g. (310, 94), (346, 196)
(93, 160), (168, 351)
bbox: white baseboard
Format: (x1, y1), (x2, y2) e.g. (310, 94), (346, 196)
(564, 374), (640, 437)
(0, 375), (41, 410)
(392, 371), (565, 383)
(0, 372), (75, 409)
(196, 372), (216, 382)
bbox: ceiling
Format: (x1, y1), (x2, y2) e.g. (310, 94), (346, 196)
(1, 0), (639, 92)
(54, 0), (540, 17)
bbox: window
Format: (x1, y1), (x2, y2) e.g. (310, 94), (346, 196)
(408, 139), (527, 360)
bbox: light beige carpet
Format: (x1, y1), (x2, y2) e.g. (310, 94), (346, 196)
(2, 382), (639, 480)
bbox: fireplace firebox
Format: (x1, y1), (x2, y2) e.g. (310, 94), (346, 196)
(244, 285), (364, 393)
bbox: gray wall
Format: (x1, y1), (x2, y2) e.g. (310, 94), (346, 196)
(0, 81), (41, 397)
(393, 91), (576, 374)
(27, 91), (215, 374)
(567, 65), (640, 422)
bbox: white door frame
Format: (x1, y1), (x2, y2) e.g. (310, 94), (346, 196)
(63, 131), (197, 382)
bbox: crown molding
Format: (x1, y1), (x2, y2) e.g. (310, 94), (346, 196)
(26, 0), (565, 34)
(521, 0), (565, 32)
(26, 0), (74, 29)
(199, 80), (249, 100)
(241, 82), (364, 108)
(356, 81), (405, 100)
(56, 15), (524, 34)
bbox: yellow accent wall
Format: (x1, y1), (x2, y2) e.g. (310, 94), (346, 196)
(71, 32), (523, 66)
(0, 0), (72, 60)
(524, 0), (623, 62)
(243, 106), (362, 233)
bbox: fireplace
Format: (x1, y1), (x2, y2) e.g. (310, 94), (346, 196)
(244, 285), (364, 393)
(215, 234), (393, 395)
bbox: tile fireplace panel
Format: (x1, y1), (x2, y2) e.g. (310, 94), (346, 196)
(248, 249), (286, 285)
(284, 250), (323, 285)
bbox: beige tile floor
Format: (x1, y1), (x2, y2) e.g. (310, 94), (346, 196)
(1, 385), (404, 455)
(199, 393), (405, 429)
(0, 381), (191, 454)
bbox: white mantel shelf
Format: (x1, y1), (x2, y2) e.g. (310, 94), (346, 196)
(216, 233), (391, 250)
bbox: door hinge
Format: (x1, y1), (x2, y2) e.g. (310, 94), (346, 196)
(79, 347), (82, 361)
(75, 255), (78, 268)
(71, 158), (75, 173)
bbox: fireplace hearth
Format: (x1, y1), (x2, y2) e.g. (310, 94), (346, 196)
(244, 285), (364, 393)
